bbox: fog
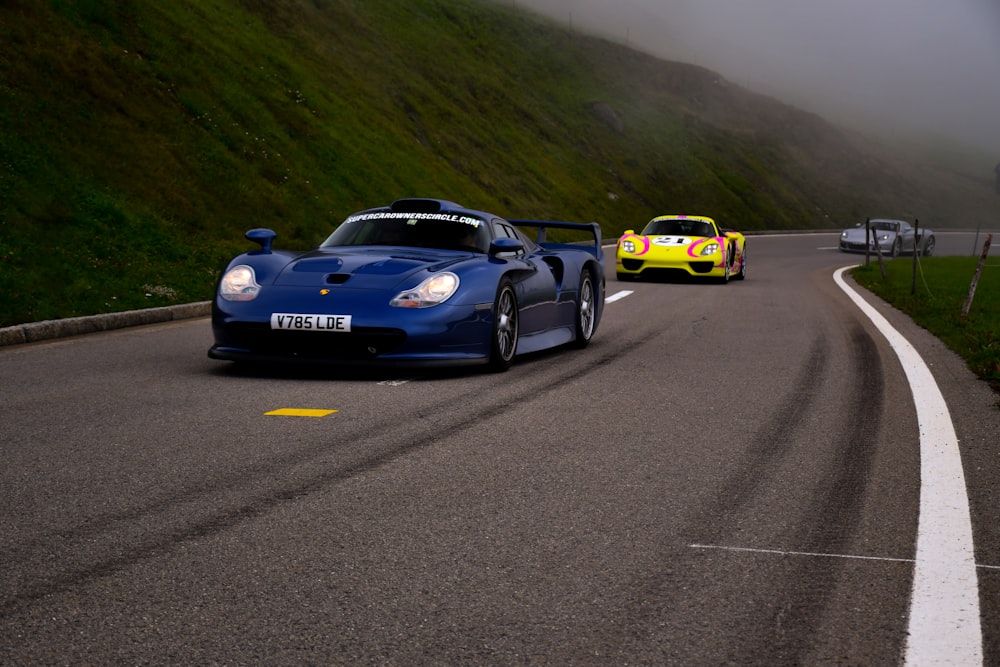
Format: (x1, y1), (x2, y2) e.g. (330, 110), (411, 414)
(504, 0), (1000, 155)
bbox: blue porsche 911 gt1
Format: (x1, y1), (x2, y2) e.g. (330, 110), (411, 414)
(208, 198), (605, 371)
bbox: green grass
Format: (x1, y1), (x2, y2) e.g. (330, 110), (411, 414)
(2, 0), (999, 327)
(851, 255), (1000, 394)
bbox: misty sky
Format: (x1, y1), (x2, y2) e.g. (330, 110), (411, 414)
(506, 0), (1000, 154)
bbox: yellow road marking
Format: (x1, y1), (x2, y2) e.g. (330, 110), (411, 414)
(265, 408), (338, 417)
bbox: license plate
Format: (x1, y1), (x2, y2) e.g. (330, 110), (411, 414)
(270, 313), (352, 332)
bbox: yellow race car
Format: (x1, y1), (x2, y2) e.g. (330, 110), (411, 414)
(616, 215), (747, 282)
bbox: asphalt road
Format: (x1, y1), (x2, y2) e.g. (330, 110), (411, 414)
(2, 232), (998, 665)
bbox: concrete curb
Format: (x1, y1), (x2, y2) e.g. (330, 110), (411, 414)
(0, 301), (212, 347)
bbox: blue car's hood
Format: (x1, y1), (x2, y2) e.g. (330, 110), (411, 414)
(271, 247), (471, 289)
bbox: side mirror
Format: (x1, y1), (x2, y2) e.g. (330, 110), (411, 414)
(246, 228), (277, 254)
(489, 237), (524, 256)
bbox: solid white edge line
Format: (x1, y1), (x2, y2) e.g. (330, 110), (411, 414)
(833, 266), (982, 666)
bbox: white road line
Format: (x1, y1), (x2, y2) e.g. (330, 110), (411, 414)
(378, 379), (414, 386)
(605, 290), (633, 303)
(689, 543), (1000, 570)
(833, 266), (981, 667)
(690, 543), (914, 564)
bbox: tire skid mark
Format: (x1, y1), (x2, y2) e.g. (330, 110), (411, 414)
(549, 323), (840, 664)
(739, 321), (893, 665)
(794, 322), (885, 553)
(688, 330), (831, 545)
(1, 340), (636, 613)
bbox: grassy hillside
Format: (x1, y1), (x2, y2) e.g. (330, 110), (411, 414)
(2, 0), (997, 327)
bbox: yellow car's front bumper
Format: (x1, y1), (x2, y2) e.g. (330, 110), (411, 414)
(616, 234), (727, 279)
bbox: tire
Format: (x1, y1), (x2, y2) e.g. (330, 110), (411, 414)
(718, 247), (731, 284)
(733, 244), (747, 280)
(571, 269), (597, 348)
(922, 235), (935, 256)
(487, 279), (518, 372)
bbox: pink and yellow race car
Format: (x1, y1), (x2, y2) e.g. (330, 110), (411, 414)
(615, 215), (747, 282)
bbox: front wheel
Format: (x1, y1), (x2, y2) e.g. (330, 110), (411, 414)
(487, 280), (518, 372)
(571, 270), (597, 348)
(717, 250), (731, 284)
(733, 244), (747, 280)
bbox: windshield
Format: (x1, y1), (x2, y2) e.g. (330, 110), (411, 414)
(321, 211), (490, 253)
(641, 218), (716, 238)
(871, 221), (900, 232)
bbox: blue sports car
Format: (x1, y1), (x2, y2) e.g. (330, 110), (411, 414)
(208, 198), (605, 371)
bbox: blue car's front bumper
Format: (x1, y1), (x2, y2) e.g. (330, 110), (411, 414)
(209, 288), (496, 367)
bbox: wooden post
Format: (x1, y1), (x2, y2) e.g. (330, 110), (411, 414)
(912, 218), (919, 295)
(871, 221), (887, 279)
(962, 234), (993, 318)
(865, 217), (871, 266)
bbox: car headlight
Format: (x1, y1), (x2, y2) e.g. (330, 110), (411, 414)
(390, 272), (459, 308)
(841, 231), (848, 239)
(219, 265), (261, 301)
(699, 242), (720, 256)
(621, 239), (636, 253)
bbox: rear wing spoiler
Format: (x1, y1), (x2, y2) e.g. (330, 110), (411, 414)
(507, 219), (603, 261)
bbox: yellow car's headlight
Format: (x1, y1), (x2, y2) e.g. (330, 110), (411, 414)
(699, 242), (720, 256)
